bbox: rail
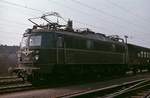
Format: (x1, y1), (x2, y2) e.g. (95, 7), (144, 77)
(0, 76), (32, 94)
(103, 79), (150, 98)
(57, 79), (147, 98)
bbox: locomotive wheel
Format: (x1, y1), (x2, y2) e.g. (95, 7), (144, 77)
(22, 73), (29, 81)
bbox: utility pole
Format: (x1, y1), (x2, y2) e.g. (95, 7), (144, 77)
(124, 35), (128, 64)
(124, 35), (128, 44)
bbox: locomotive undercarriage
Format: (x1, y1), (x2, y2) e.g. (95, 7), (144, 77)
(11, 66), (40, 81)
(13, 63), (129, 82)
(11, 62), (150, 83)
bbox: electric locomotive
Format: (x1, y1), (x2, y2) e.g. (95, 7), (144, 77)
(10, 12), (150, 81)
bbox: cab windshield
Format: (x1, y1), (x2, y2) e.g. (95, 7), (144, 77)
(29, 35), (42, 46)
(21, 33), (55, 48)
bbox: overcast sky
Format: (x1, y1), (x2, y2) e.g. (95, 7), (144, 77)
(0, 0), (150, 48)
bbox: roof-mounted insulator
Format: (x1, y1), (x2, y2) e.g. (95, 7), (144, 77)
(65, 19), (74, 32)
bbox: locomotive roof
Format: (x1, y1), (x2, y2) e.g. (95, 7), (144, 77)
(29, 28), (125, 45)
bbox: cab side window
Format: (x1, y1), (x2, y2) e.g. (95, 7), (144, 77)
(57, 37), (63, 48)
(86, 40), (93, 49)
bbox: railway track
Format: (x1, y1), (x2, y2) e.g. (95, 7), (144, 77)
(0, 73), (150, 98)
(0, 76), (32, 94)
(112, 80), (150, 98)
(0, 76), (23, 85)
(0, 76), (17, 80)
(58, 78), (150, 98)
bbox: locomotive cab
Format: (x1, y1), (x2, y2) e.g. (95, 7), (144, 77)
(16, 30), (58, 81)
(12, 12), (72, 81)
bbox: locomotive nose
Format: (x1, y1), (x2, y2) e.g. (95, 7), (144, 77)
(22, 48), (33, 56)
(20, 49), (41, 64)
(20, 49), (34, 63)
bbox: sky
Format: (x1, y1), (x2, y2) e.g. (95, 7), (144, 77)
(0, 0), (150, 48)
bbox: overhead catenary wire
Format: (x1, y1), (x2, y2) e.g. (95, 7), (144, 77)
(0, 0), (44, 13)
(49, 0), (127, 31)
(0, 0), (148, 37)
(52, 0), (150, 36)
(105, 0), (150, 24)
(49, 0), (143, 34)
(0, 18), (30, 26)
(70, 0), (150, 32)
(0, 0), (109, 32)
(0, 0), (149, 47)
(49, 0), (115, 32)
(0, 0), (116, 41)
(0, 0), (149, 36)
(0, 0), (148, 34)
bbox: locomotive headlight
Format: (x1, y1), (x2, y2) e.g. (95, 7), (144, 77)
(34, 55), (39, 60)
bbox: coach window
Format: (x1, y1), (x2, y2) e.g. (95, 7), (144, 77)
(147, 52), (149, 58)
(86, 40), (93, 49)
(144, 52), (147, 58)
(141, 51), (143, 58)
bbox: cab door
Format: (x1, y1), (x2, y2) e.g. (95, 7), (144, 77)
(56, 36), (65, 64)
